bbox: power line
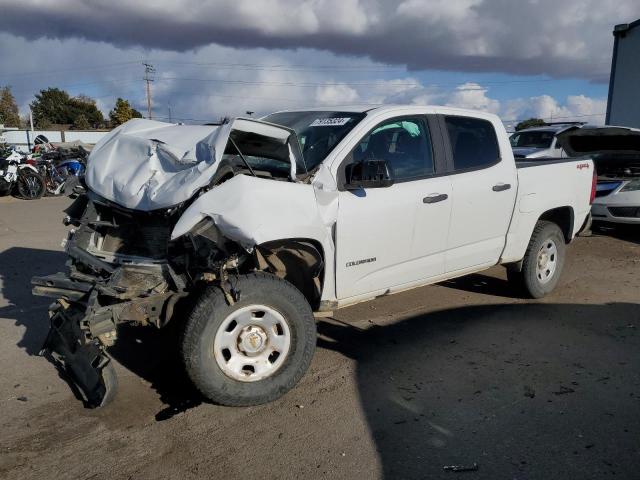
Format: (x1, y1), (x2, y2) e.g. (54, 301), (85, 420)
(0, 61), (141, 80)
(154, 75), (609, 90)
(503, 112), (606, 124)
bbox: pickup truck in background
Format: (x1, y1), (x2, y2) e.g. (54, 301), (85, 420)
(32, 106), (596, 408)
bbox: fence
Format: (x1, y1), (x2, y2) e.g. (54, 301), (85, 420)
(1, 128), (110, 152)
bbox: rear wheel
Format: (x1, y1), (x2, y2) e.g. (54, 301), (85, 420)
(181, 273), (316, 406)
(16, 170), (45, 199)
(508, 220), (566, 298)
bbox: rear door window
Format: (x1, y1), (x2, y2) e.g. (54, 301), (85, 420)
(444, 116), (500, 171)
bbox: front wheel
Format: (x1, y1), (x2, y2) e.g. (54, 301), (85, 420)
(507, 220), (566, 299)
(16, 169), (45, 199)
(181, 273), (316, 406)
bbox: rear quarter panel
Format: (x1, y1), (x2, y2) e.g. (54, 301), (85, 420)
(500, 159), (593, 263)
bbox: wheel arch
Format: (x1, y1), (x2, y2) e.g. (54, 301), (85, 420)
(538, 206), (575, 243)
(254, 237), (326, 310)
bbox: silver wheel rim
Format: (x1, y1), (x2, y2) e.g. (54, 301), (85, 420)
(213, 305), (291, 382)
(536, 238), (558, 284)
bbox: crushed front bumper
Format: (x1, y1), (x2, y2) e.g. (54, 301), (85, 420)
(32, 240), (182, 407)
(41, 299), (115, 407)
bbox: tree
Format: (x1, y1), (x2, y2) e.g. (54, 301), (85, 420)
(30, 88), (72, 127)
(69, 94), (104, 126)
(30, 88), (103, 128)
(0, 86), (21, 127)
(73, 114), (90, 130)
(515, 118), (546, 131)
(109, 98), (142, 126)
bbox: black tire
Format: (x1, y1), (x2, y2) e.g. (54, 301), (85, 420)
(181, 272), (316, 406)
(507, 220), (566, 299)
(16, 169), (45, 199)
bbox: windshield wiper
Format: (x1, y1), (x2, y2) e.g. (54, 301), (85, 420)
(228, 136), (257, 177)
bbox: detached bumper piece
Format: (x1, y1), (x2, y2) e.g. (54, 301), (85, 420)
(42, 301), (117, 408)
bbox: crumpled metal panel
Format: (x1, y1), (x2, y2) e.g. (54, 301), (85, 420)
(85, 118), (297, 211)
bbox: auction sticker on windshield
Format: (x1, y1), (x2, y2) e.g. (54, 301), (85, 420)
(309, 118), (352, 127)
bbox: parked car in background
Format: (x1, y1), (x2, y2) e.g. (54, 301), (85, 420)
(556, 124), (640, 225)
(32, 106), (596, 408)
(510, 123), (585, 159)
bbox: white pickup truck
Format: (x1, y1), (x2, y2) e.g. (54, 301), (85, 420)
(32, 105), (596, 407)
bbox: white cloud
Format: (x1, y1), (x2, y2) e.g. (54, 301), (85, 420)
(445, 83), (501, 114)
(315, 84), (360, 105)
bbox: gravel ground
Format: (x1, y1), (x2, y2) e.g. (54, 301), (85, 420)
(0, 194), (638, 480)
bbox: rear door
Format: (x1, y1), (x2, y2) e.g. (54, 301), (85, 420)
(335, 115), (451, 299)
(441, 115), (517, 272)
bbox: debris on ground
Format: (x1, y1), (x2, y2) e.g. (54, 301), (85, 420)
(552, 386), (576, 395)
(443, 463), (479, 472)
(524, 385), (536, 398)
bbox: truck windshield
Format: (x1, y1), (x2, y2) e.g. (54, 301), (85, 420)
(510, 131), (555, 149)
(262, 111), (366, 171)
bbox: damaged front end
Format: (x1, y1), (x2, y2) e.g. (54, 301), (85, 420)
(31, 116), (330, 407)
(31, 192), (246, 407)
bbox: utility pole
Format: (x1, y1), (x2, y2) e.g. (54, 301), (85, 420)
(143, 62), (155, 119)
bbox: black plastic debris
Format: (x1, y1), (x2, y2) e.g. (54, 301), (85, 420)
(443, 463), (479, 472)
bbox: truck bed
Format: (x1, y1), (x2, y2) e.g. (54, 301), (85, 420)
(515, 157), (590, 168)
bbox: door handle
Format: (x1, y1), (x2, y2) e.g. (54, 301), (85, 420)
(492, 183), (511, 192)
(423, 193), (448, 204)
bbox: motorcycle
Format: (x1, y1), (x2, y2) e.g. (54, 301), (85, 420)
(0, 150), (46, 199)
(30, 141), (88, 196)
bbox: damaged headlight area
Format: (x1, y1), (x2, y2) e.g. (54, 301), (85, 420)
(31, 192), (247, 407)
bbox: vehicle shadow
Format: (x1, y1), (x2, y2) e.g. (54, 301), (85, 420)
(437, 272), (521, 299)
(592, 222), (640, 245)
(318, 301), (640, 479)
(0, 246), (67, 355)
(108, 316), (205, 421)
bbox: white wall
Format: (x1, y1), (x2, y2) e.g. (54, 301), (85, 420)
(1, 129), (109, 152)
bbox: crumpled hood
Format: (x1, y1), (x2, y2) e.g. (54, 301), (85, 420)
(556, 125), (640, 157)
(85, 117), (299, 211)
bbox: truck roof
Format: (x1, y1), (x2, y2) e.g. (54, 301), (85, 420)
(270, 104), (502, 120)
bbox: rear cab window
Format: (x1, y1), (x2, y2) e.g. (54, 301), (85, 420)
(444, 116), (501, 171)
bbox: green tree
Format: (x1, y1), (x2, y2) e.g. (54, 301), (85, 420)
(30, 88), (103, 128)
(0, 86), (21, 127)
(30, 88), (72, 127)
(515, 118), (546, 131)
(109, 98), (142, 126)
(73, 113), (90, 130)
(69, 94), (104, 126)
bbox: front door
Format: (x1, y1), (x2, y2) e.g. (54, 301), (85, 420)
(335, 115), (452, 300)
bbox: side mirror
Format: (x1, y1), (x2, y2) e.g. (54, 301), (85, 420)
(345, 159), (394, 190)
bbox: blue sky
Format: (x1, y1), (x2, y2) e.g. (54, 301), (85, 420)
(0, 1), (636, 126)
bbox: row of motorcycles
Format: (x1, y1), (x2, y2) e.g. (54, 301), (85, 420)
(0, 135), (88, 200)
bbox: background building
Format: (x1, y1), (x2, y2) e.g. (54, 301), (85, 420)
(606, 18), (640, 128)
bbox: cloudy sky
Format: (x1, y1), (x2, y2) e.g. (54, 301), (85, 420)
(0, 0), (638, 126)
